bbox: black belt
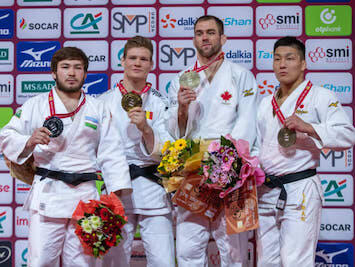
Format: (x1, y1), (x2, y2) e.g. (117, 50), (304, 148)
(36, 167), (100, 186)
(129, 164), (163, 186)
(264, 169), (317, 210)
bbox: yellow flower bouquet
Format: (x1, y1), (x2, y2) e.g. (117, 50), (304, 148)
(158, 139), (201, 192)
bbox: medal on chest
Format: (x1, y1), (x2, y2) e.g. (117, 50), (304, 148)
(118, 80), (151, 112)
(44, 90), (86, 138)
(272, 81), (312, 148)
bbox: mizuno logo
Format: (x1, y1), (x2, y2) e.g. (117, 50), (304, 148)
(0, 14), (9, 21)
(316, 248), (348, 263)
(21, 46), (56, 61)
(82, 78), (103, 93)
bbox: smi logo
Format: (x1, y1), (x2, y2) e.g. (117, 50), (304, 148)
(70, 12), (102, 34)
(258, 13), (300, 29)
(308, 46), (350, 63)
(161, 14), (176, 29)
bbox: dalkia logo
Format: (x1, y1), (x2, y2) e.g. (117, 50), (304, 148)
(70, 12), (102, 34)
(161, 14), (177, 29)
(306, 6), (351, 36)
(258, 13), (300, 30)
(321, 178), (347, 202)
(225, 49), (252, 64)
(21, 81), (54, 93)
(308, 45), (350, 63)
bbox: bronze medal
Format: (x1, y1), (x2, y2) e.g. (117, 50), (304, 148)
(277, 127), (296, 148)
(121, 92), (143, 112)
(179, 71), (200, 90)
(43, 116), (64, 138)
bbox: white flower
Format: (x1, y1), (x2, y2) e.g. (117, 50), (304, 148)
(83, 224), (92, 234)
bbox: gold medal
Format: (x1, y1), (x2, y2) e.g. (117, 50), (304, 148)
(277, 128), (296, 148)
(179, 71), (200, 90)
(121, 92), (142, 112)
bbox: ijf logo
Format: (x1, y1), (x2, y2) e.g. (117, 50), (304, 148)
(0, 42), (14, 72)
(159, 40), (195, 71)
(17, 41), (60, 72)
(306, 39), (352, 70)
(83, 74), (108, 97)
(256, 6), (302, 37)
(159, 7), (203, 37)
(0, 10), (13, 39)
(318, 147), (353, 172)
(320, 174), (353, 206)
(208, 6), (253, 37)
(0, 207), (12, 238)
(223, 39), (253, 69)
(17, 8), (61, 39)
(64, 8), (108, 38)
(0, 74), (13, 105)
(112, 7), (156, 38)
(64, 40), (108, 71)
(0, 241), (12, 267)
(316, 243), (353, 267)
(16, 74), (54, 104)
(15, 181), (31, 205)
(306, 5), (351, 36)
(319, 208), (353, 241)
(15, 240), (28, 267)
(256, 39), (276, 70)
(306, 72), (352, 104)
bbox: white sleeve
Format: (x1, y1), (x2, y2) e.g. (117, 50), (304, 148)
(166, 74), (181, 140)
(0, 101), (34, 164)
(310, 89), (355, 150)
(230, 69), (258, 151)
(96, 104), (132, 194)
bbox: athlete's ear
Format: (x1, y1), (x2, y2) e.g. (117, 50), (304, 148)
(52, 72), (57, 81)
(221, 34), (227, 46)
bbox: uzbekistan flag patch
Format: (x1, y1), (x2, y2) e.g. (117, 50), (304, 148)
(85, 116), (98, 130)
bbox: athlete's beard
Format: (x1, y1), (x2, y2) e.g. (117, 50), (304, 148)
(55, 77), (85, 93)
(196, 42), (222, 59)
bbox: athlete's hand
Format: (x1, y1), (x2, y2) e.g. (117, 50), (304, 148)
(284, 114), (311, 133)
(25, 127), (51, 150)
(178, 86), (197, 111)
(128, 107), (148, 132)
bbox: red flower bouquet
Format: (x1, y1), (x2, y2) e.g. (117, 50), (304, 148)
(72, 192), (127, 258)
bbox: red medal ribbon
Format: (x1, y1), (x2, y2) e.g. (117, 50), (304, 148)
(272, 81), (312, 125)
(189, 52), (225, 73)
(117, 80), (152, 95)
(47, 89), (86, 119)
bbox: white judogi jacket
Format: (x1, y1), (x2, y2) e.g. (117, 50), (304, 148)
(168, 59), (258, 146)
(99, 87), (172, 215)
(256, 80), (355, 207)
(0, 88), (132, 218)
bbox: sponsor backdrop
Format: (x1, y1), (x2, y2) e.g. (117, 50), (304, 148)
(0, 0), (353, 266)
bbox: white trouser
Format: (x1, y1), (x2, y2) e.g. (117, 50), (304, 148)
(103, 213), (175, 267)
(256, 178), (322, 267)
(28, 210), (102, 267)
(176, 207), (249, 267)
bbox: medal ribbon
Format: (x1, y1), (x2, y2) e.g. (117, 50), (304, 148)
(47, 89), (86, 119)
(117, 80), (152, 95)
(271, 81), (312, 125)
(189, 52), (225, 73)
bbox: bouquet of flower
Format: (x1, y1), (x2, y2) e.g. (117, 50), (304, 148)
(72, 192), (127, 258)
(158, 139), (200, 192)
(200, 134), (265, 198)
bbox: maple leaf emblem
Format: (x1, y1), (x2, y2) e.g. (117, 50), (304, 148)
(221, 91), (232, 102)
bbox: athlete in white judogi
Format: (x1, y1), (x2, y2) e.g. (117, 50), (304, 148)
(255, 37), (355, 267)
(168, 16), (258, 267)
(100, 36), (175, 267)
(0, 47), (132, 267)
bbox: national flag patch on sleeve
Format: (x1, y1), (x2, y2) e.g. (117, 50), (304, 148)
(146, 111), (153, 120)
(85, 116), (98, 130)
